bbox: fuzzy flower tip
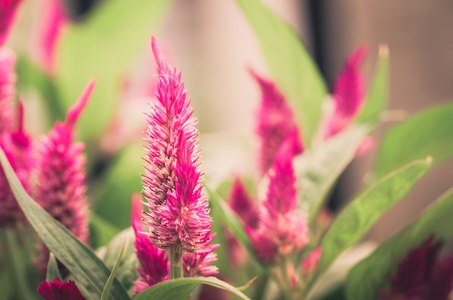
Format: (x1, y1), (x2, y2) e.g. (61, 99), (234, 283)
(251, 69), (303, 175)
(0, 101), (34, 228)
(379, 235), (453, 300)
(142, 37), (214, 253)
(37, 278), (86, 300)
(132, 194), (169, 295)
(248, 134), (309, 263)
(0, 0), (22, 47)
(228, 177), (259, 228)
(325, 45), (368, 138)
(35, 0), (67, 74)
(35, 80), (95, 274)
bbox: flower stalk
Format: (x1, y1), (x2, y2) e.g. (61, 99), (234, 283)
(170, 244), (183, 279)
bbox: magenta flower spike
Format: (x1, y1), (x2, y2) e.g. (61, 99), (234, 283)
(37, 278), (86, 300)
(0, 0), (22, 47)
(228, 177), (259, 228)
(35, 0), (67, 74)
(131, 194), (169, 294)
(0, 48), (16, 134)
(251, 69), (303, 175)
(324, 46), (369, 138)
(142, 37), (215, 278)
(379, 235), (453, 300)
(248, 134), (309, 263)
(0, 101), (34, 228)
(35, 79), (95, 274)
(301, 247), (322, 275)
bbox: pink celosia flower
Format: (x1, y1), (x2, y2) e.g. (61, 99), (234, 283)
(379, 235), (453, 300)
(0, 48), (15, 133)
(0, 101), (33, 228)
(228, 177), (259, 228)
(131, 194), (169, 295)
(324, 46), (368, 139)
(248, 134), (309, 263)
(0, 0), (22, 47)
(35, 80), (95, 274)
(37, 278), (86, 300)
(35, 0), (67, 74)
(301, 247), (322, 275)
(183, 244), (219, 277)
(142, 37), (214, 253)
(251, 69), (303, 175)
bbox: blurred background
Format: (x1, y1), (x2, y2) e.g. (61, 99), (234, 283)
(8, 0), (453, 242)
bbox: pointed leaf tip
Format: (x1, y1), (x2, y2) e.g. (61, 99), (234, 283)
(66, 79), (97, 128)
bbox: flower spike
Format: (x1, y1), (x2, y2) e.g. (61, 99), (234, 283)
(0, 0), (23, 47)
(35, 80), (95, 274)
(0, 49), (16, 134)
(37, 278), (86, 300)
(142, 37), (216, 278)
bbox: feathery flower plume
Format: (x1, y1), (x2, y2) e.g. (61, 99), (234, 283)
(131, 194), (169, 295)
(35, 80), (95, 274)
(0, 101), (33, 228)
(0, 48), (16, 133)
(251, 69), (303, 175)
(248, 133), (309, 263)
(0, 0), (22, 47)
(35, 0), (67, 74)
(324, 46), (368, 138)
(142, 37), (215, 278)
(301, 247), (322, 275)
(379, 235), (453, 300)
(37, 278), (86, 300)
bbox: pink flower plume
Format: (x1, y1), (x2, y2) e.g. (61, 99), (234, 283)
(0, 101), (34, 228)
(0, 0), (22, 47)
(35, 80), (95, 274)
(325, 46), (369, 138)
(251, 69), (303, 175)
(248, 134), (309, 262)
(142, 37), (215, 253)
(38, 278), (86, 300)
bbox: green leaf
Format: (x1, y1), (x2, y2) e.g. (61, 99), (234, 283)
(357, 45), (389, 124)
(99, 228), (138, 297)
(56, 0), (172, 142)
(306, 157), (431, 295)
(134, 276), (251, 300)
(345, 188), (453, 300)
(89, 213), (121, 248)
(208, 189), (260, 264)
(46, 253), (61, 282)
(101, 239), (126, 300)
(94, 144), (142, 229)
(235, 0), (327, 145)
(0, 148), (130, 300)
(294, 125), (369, 222)
(376, 102), (453, 177)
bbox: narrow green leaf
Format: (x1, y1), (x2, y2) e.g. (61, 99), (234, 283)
(357, 45), (389, 124)
(346, 188), (453, 300)
(208, 189), (260, 264)
(0, 148), (130, 300)
(134, 276), (251, 300)
(306, 157), (431, 294)
(235, 0), (327, 145)
(294, 125), (369, 222)
(56, 0), (172, 141)
(46, 253), (61, 282)
(99, 228), (138, 296)
(376, 102), (453, 177)
(101, 239), (126, 300)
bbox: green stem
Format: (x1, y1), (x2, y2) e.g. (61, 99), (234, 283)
(0, 229), (34, 299)
(170, 244), (183, 279)
(279, 256), (295, 300)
